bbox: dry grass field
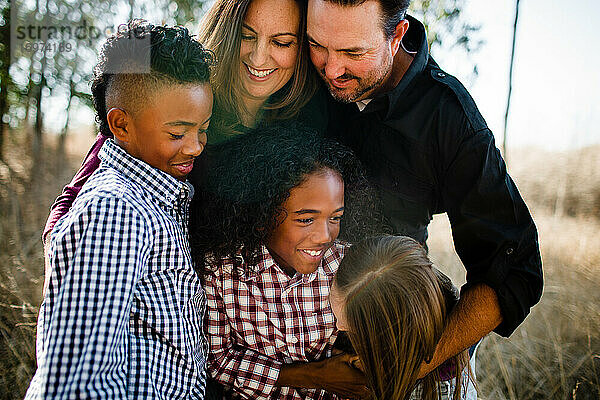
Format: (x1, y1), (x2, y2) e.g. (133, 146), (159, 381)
(428, 147), (600, 400)
(429, 213), (600, 400)
(1, 132), (599, 399)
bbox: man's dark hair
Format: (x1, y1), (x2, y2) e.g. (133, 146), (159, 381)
(91, 20), (215, 136)
(323, 0), (410, 39)
(189, 122), (390, 278)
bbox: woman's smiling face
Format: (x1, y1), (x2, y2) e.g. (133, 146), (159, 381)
(239, 0), (300, 102)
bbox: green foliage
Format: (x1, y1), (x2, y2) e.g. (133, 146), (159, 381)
(2, 0), (208, 142)
(409, 0), (482, 63)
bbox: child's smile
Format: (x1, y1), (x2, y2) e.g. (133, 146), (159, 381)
(266, 169), (345, 276)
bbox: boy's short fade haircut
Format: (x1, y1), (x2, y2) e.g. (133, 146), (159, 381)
(91, 19), (215, 136)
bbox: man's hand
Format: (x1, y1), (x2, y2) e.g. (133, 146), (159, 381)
(276, 352), (371, 399)
(417, 283), (502, 378)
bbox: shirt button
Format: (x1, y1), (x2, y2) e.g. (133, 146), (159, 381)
(437, 72), (446, 78)
(288, 336), (298, 344)
(506, 247), (514, 255)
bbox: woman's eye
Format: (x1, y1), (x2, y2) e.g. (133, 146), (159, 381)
(241, 34), (254, 41)
(273, 40), (293, 48)
(169, 133), (184, 140)
(296, 218), (314, 224)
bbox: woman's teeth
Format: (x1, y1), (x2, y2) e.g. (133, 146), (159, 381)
(247, 65), (276, 78)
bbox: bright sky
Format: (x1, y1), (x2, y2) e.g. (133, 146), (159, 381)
(62, 0), (600, 151)
(436, 0), (600, 151)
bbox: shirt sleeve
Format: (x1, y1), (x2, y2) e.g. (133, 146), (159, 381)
(439, 116), (543, 337)
(204, 274), (282, 400)
(33, 195), (150, 399)
(42, 133), (109, 243)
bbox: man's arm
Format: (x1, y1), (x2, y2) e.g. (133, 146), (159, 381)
(417, 283), (502, 378)
(417, 100), (542, 376)
(30, 196), (149, 399)
(438, 119), (542, 336)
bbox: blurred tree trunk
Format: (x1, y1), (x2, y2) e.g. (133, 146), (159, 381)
(58, 81), (74, 154)
(503, 0), (521, 166)
(56, 74), (74, 173)
(31, 0), (49, 172)
(23, 72), (34, 134)
(129, 0), (135, 20)
(0, 2), (10, 160)
(32, 73), (45, 155)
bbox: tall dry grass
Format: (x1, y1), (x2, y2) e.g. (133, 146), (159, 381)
(428, 146), (600, 400)
(509, 146), (600, 220)
(1, 130), (599, 399)
(429, 212), (600, 400)
(0, 131), (90, 399)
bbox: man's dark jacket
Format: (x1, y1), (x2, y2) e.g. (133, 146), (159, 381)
(326, 15), (543, 336)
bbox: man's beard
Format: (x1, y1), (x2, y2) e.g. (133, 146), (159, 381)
(319, 57), (391, 103)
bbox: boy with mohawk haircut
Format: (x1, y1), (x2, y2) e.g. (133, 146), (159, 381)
(26, 20), (214, 399)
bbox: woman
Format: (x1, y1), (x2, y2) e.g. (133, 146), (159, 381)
(43, 0), (324, 241)
(329, 235), (473, 400)
(190, 123), (385, 399)
(199, 0), (322, 137)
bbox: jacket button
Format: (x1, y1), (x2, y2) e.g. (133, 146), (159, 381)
(437, 72), (446, 78)
(506, 247), (514, 255)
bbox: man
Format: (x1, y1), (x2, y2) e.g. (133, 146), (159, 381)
(307, 0), (543, 380)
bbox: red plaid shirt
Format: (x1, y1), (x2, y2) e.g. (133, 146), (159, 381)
(204, 241), (349, 399)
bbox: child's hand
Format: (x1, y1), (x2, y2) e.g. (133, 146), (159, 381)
(315, 352), (371, 399)
(277, 352), (371, 399)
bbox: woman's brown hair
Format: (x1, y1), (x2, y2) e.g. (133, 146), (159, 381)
(198, 0), (318, 133)
(334, 235), (471, 400)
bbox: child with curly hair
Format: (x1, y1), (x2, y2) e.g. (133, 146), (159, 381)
(190, 123), (386, 399)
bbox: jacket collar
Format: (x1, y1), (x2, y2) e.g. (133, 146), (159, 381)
(359, 15), (430, 118)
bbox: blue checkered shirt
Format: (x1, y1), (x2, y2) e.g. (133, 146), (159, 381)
(26, 139), (207, 399)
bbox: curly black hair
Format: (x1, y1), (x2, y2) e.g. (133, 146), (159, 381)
(91, 19), (215, 136)
(189, 122), (390, 278)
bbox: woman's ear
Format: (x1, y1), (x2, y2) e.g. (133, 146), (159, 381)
(106, 108), (130, 142)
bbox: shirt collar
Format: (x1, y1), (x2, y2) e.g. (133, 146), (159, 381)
(355, 98), (373, 112)
(98, 139), (193, 207)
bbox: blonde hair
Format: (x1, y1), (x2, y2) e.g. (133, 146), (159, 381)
(198, 0), (318, 134)
(334, 235), (470, 400)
